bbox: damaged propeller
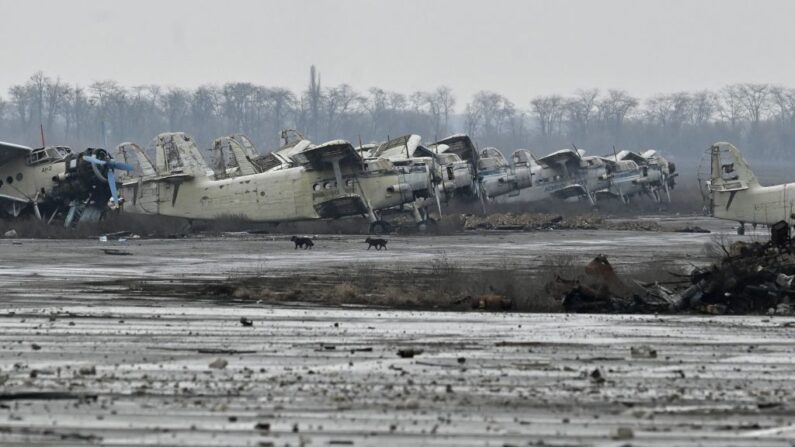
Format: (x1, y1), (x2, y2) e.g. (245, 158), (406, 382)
(83, 153), (134, 205)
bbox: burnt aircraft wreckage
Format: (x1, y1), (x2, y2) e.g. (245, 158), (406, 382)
(0, 140), (132, 226)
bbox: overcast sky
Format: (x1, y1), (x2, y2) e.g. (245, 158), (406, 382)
(1, 0), (793, 104)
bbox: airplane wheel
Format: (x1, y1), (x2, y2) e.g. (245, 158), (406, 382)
(369, 220), (391, 235)
(416, 218), (437, 232)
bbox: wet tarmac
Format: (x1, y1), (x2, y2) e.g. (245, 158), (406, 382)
(1, 216), (794, 446)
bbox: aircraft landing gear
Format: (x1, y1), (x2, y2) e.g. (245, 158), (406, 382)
(737, 222), (746, 235)
(368, 220), (392, 235)
(416, 217), (437, 232)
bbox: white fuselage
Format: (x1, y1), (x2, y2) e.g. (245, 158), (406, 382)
(120, 163), (411, 222)
(712, 183), (795, 226)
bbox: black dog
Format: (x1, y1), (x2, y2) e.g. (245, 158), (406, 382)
(365, 237), (388, 250)
(290, 236), (314, 250)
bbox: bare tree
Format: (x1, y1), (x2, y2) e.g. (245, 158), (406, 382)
(160, 87), (191, 131)
(324, 84), (360, 139)
(468, 91), (515, 144)
(717, 85), (746, 129)
(597, 89), (638, 140)
(221, 82), (256, 133)
(565, 89), (599, 139)
(531, 95), (565, 141)
(428, 86), (455, 137)
(737, 83), (770, 126)
(769, 85), (795, 123)
(689, 91), (717, 125)
(191, 85), (221, 144)
(645, 92), (690, 131)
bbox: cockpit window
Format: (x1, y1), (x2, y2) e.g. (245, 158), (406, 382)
(26, 146), (68, 166)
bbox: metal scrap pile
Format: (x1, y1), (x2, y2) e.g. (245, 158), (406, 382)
(548, 244), (795, 315)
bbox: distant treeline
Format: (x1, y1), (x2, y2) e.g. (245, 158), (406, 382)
(1, 66), (794, 163)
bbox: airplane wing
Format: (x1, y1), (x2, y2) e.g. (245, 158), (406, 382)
(616, 150), (649, 165)
(275, 139), (312, 160)
(252, 152), (292, 172)
(477, 147), (509, 173)
(429, 134), (477, 161)
(372, 135), (421, 160)
(0, 141), (32, 165)
(551, 184), (589, 200)
(292, 140), (361, 168)
(594, 189), (621, 200)
(537, 149), (581, 168)
(597, 156), (619, 166)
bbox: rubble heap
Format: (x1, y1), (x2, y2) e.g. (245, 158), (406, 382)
(548, 241), (795, 315)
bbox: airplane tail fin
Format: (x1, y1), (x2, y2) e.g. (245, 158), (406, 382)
(709, 142), (759, 192)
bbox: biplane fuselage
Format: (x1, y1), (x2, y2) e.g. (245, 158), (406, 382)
(117, 133), (414, 223)
(120, 162), (411, 222)
(0, 142), (118, 223)
(709, 142), (795, 227)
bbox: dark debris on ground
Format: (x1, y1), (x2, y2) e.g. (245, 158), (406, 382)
(548, 238), (795, 315)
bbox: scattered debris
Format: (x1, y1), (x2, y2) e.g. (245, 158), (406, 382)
(589, 368), (606, 385)
(463, 213), (602, 231)
(102, 231), (133, 240)
(31, 343), (41, 351)
(470, 293), (512, 311)
(397, 348), (423, 358)
(102, 248), (132, 256)
(604, 220), (663, 232)
(630, 345), (658, 359)
(208, 358), (228, 369)
(196, 348), (256, 355)
(78, 365), (96, 376)
(552, 239), (795, 315)
(239, 317), (254, 327)
(611, 427), (634, 440)
(675, 225), (711, 233)
(350, 347), (373, 353)
(0, 392), (98, 402)
(3, 229), (17, 238)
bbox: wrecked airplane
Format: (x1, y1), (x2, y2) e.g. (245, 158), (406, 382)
(491, 148), (607, 206)
(488, 146), (678, 208)
(370, 134), (479, 228)
(476, 147), (534, 202)
(596, 150), (677, 204)
(115, 132), (420, 234)
(0, 140), (132, 226)
(706, 142), (794, 235)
